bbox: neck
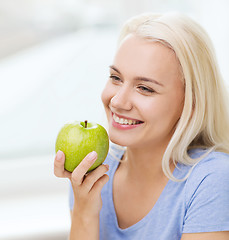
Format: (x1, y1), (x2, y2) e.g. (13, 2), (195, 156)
(120, 143), (173, 185)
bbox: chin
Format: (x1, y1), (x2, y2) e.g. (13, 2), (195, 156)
(108, 131), (140, 148)
(107, 121), (142, 148)
(109, 134), (127, 147)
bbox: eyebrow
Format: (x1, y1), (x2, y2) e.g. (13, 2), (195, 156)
(109, 65), (164, 87)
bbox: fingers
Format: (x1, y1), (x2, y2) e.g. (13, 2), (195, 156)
(82, 164), (109, 192)
(54, 150), (71, 179)
(54, 150), (109, 197)
(90, 174), (109, 195)
(71, 151), (98, 186)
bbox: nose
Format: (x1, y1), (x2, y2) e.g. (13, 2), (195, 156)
(110, 86), (132, 111)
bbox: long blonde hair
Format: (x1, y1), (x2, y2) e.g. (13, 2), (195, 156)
(118, 12), (229, 181)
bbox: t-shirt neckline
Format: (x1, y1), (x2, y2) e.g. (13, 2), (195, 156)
(107, 151), (178, 233)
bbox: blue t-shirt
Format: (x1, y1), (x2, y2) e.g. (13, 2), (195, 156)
(69, 144), (229, 239)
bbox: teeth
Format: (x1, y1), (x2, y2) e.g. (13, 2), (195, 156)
(124, 119), (128, 124)
(113, 114), (141, 125)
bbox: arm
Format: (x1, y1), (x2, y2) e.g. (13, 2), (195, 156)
(182, 155), (229, 239)
(181, 231), (229, 240)
(70, 209), (100, 240)
(54, 150), (109, 240)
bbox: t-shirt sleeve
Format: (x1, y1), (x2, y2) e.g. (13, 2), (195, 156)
(69, 182), (74, 211)
(183, 155), (229, 233)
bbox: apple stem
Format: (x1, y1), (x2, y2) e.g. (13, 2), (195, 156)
(85, 120), (88, 128)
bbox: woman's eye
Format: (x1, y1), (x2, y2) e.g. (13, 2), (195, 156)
(109, 75), (121, 82)
(138, 86), (154, 93)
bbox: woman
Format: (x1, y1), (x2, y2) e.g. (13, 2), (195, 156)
(54, 13), (229, 239)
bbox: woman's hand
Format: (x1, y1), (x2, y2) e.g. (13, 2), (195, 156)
(54, 150), (109, 240)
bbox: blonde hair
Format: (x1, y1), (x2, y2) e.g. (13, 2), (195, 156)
(118, 12), (229, 181)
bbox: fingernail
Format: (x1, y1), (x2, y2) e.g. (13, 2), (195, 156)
(88, 151), (97, 161)
(104, 164), (109, 170)
(56, 150), (63, 161)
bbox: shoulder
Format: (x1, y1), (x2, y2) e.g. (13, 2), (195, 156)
(103, 142), (125, 175)
(187, 149), (229, 186)
(183, 150), (229, 233)
(186, 149), (229, 194)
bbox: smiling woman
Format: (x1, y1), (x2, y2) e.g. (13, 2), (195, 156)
(54, 12), (229, 240)
(102, 35), (184, 151)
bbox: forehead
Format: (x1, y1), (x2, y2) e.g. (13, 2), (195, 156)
(113, 34), (182, 86)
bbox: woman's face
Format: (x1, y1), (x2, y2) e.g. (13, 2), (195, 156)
(101, 34), (185, 149)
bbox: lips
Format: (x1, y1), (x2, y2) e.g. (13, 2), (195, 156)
(112, 112), (144, 125)
(109, 111), (144, 131)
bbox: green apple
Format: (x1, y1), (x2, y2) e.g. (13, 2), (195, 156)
(55, 120), (109, 172)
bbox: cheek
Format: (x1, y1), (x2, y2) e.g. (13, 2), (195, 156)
(138, 97), (168, 118)
(139, 94), (183, 124)
(161, 93), (184, 126)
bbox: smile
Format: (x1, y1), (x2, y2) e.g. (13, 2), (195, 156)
(112, 113), (144, 125)
(113, 114), (142, 125)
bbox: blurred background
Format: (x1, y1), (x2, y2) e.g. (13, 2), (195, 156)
(0, 0), (229, 239)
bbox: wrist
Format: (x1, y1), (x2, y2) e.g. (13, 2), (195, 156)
(70, 211), (100, 240)
(72, 211), (99, 226)
(72, 206), (100, 223)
